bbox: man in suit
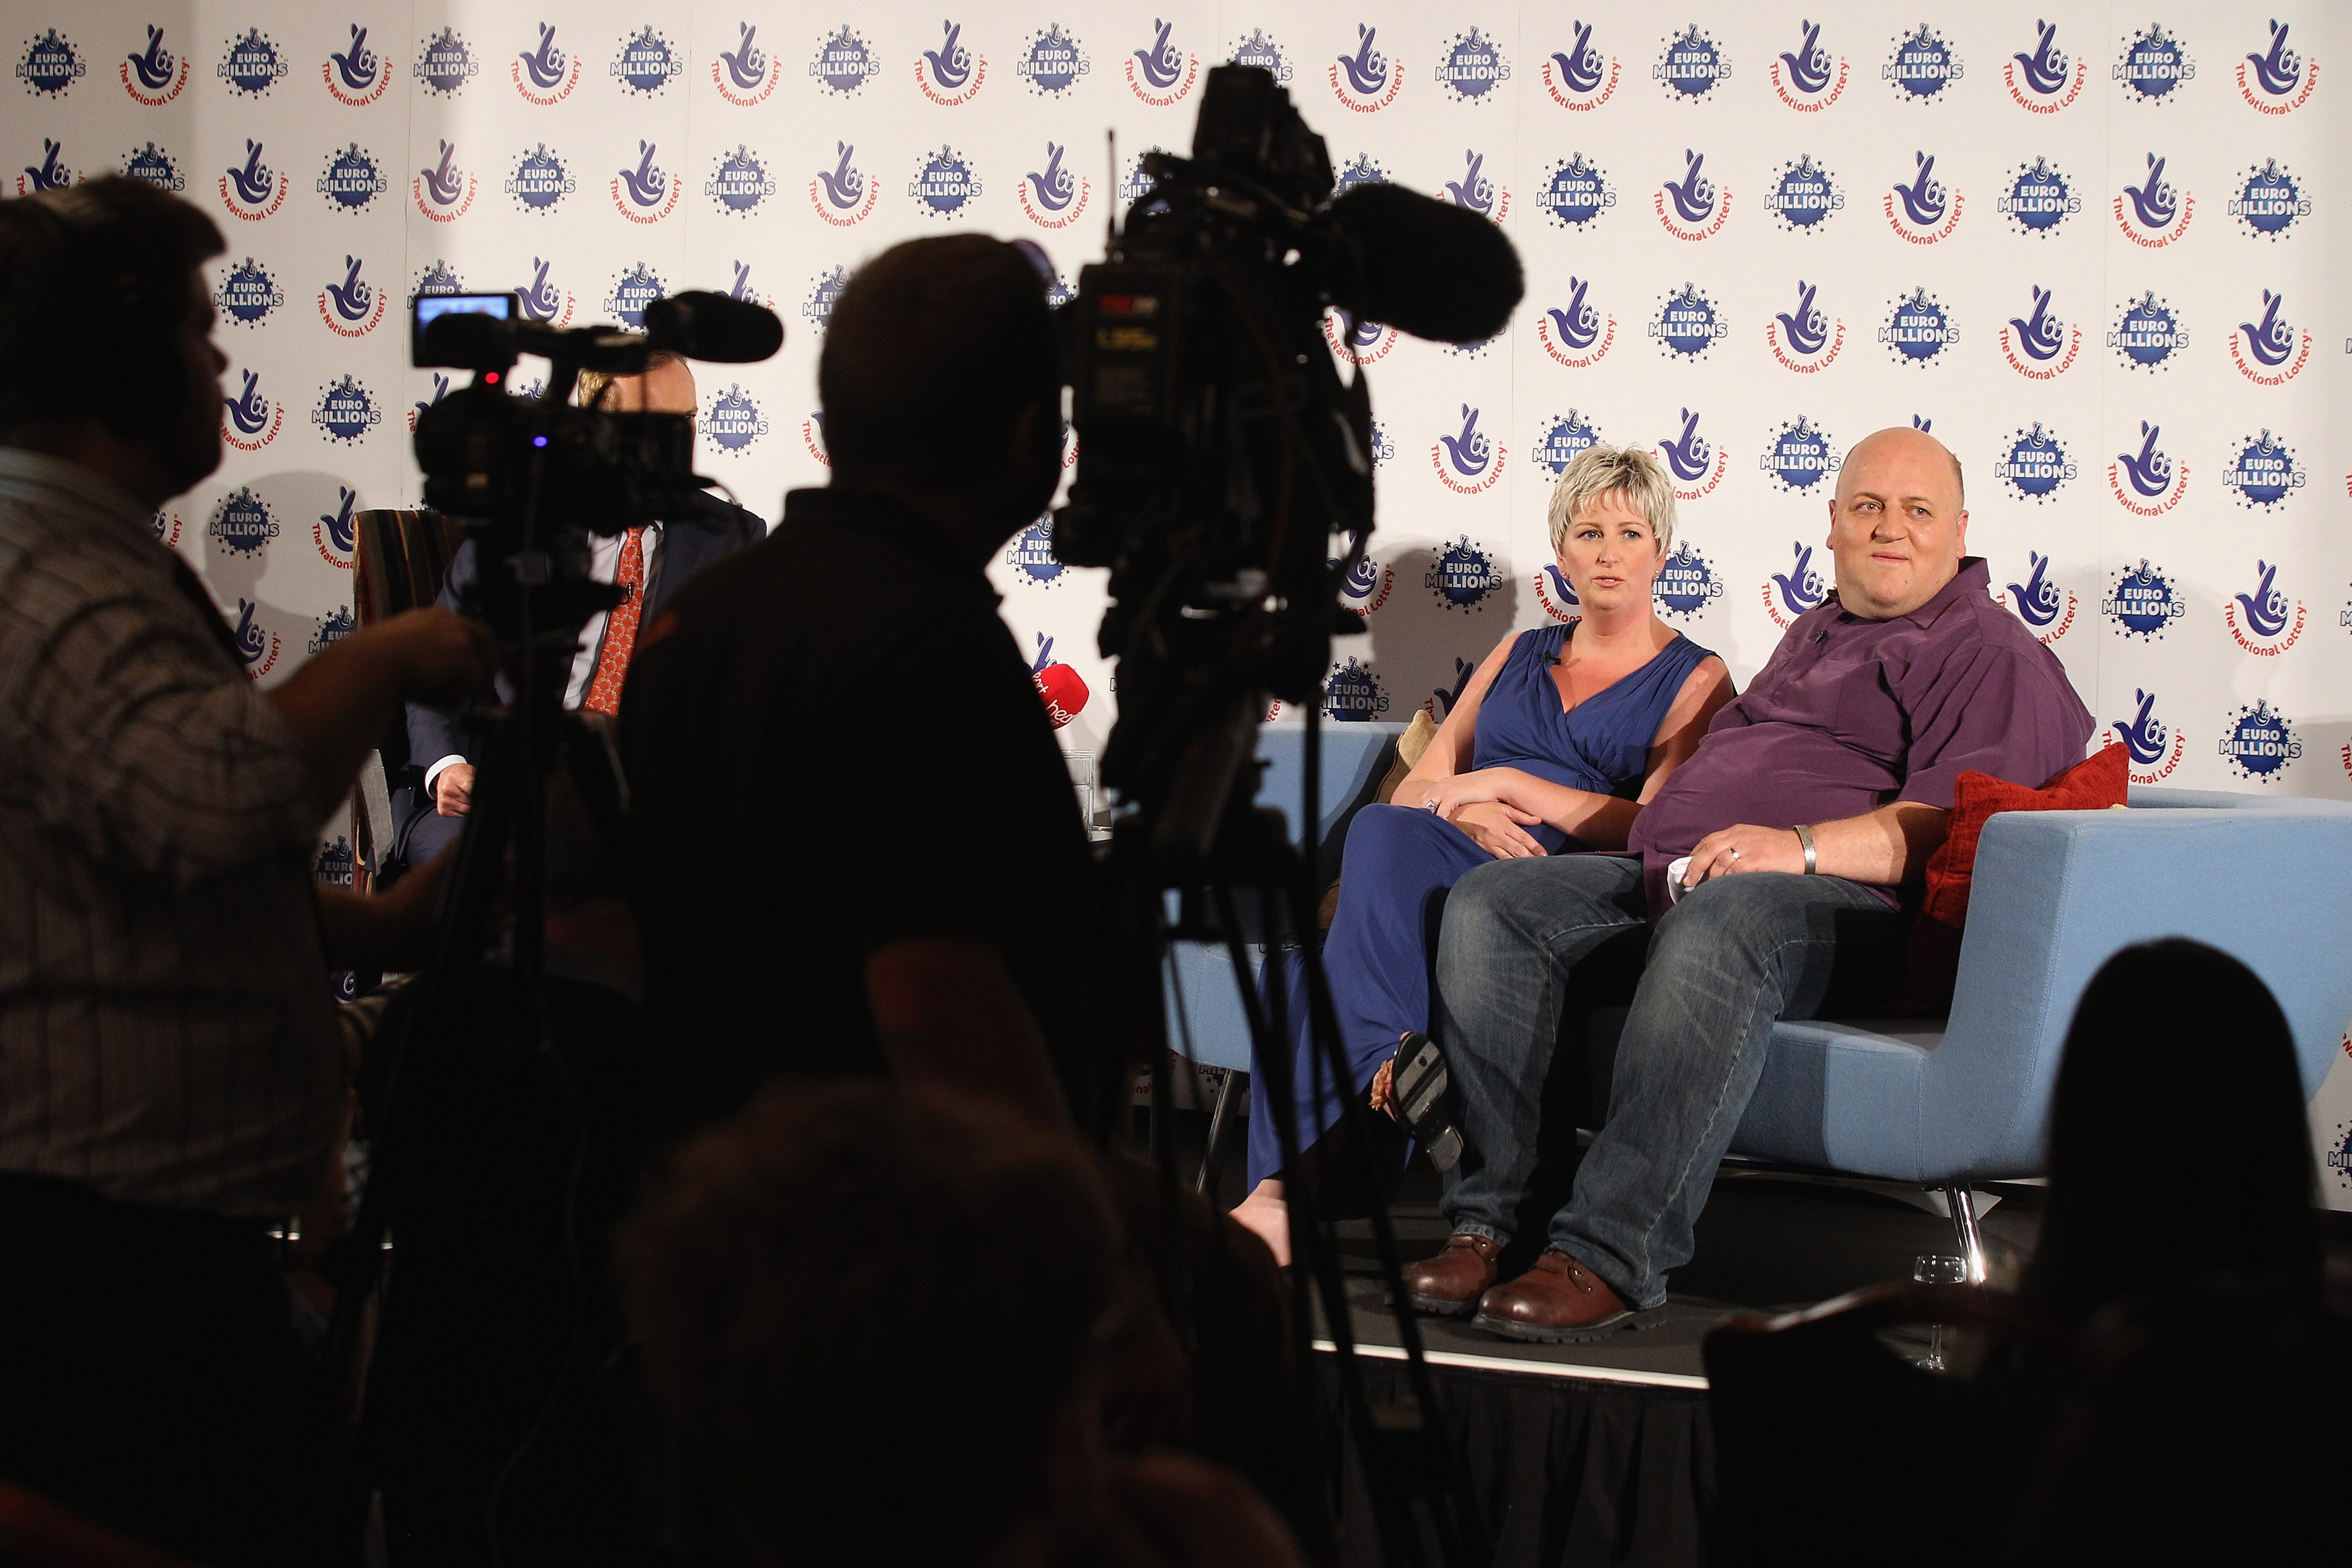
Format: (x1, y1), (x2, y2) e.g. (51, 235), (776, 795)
(403, 351), (763, 865)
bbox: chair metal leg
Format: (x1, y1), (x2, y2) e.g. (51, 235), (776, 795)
(1195, 1070), (1241, 1196)
(1942, 1184), (1987, 1284)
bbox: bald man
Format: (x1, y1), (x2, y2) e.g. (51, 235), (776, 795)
(1406, 427), (2092, 1339)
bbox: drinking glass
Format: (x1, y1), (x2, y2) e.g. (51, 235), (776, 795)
(1912, 1254), (1969, 1372)
(1064, 750), (1096, 833)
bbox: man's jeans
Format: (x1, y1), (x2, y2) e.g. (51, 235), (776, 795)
(1433, 856), (1903, 1308)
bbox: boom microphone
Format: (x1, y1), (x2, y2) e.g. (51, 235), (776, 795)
(644, 290), (785, 363)
(1318, 181), (1523, 345)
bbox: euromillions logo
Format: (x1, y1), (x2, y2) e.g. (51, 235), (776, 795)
(306, 834), (356, 897)
(2230, 288), (2310, 385)
(1765, 154), (1840, 234)
(411, 259), (464, 304)
(228, 598), (279, 681)
(2105, 291), (2187, 375)
(505, 144), (574, 213)
(1654, 24), (1730, 101)
(1439, 148), (1509, 223)
(2108, 689), (2183, 781)
(2222, 430), (2305, 512)
(1330, 24), (1398, 112)
(209, 486), (279, 558)
(413, 140), (476, 222)
(313, 486), (358, 570)
(1648, 284), (1728, 361)
(612, 26), (682, 95)
(14, 138), (74, 194)
(310, 608), (355, 655)
(606, 263), (665, 330)
(1121, 150), (1173, 216)
(2219, 701), (2301, 782)
(1884, 150), (1962, 243)
(318, 255), (384, 337)
(1536, 153), (1613, 229)
(1998, 551), (2076, 643)
(2007, 19), (2085, 112)
(2112, 152), (2193, 247)
(1324, 657), (1390, 722)
(1031, 636), (1090, 728)
(15, 28), (82, 97)
(612, 140), (679, 223)
(1368, 420), (1394, 467)
(215, 257), (284, 326)
(511, 22), (579, 103)
(1534, 410), (1600, 476)
(1999, 284), (2083, 379)
(1880, 287), (1958, 367)
(515, 258), (573, 326)
(1884, 25), (1962, 102)
(122, 142), (182, 193)
(1542, 21), (1618, 109)
(1004, 520), (1066, 588)
(810, 142), (876, 226)
(1018, 142), (1089, 230)
(2109, 421), (2189, 517)
(222, 372), (280, 450)
(217, 28), (286, 97)
(1771, 19), (1848, 110)
(1017, 24), (1087, 97)
(1761, 541), (1828, 630)
(1655, 408), (1726, 498)
(1228, 30), (1292, 84)
(2101, 560), (2185, 640)
(708, 145), (775, 216)
(1995, 423), (2076, 503)
(810, 26), (882, 96)
(218, 139), (288, 221)
(324, 24), (385, 105)
(1536, 277), (1613, 368)
(2330, 1122), (2352, 1193)
(2113, 24), (2193, 103)
(2238, 19), (2315, 114)
(1999, 157), (2081, 236)
(1335, 552), (1394, 616)
(1435, 28), (1509, 103)
(2229, 159), (2309, 240)
(712, 22), (780, 106)
(1430, 405), (1506, 496)
(315, 143), (386, 214)
(1533, 562), (1580, 622)
(414, 27), (476, 97)
(1652, 543), (1723, 621)
(802, 266), (848, 335)
(2225, 560), (2305, 656)
(121, 24), (187, 105)
(1127, 19), (1197, 107)
(700, 384), (767, 453)
(915, 19), (986, 106)
(1654, 148), (1729, 239)
(1759, 417), (1840, 493)
(1767, 279), (1844, 372)
(908, 146), (980, 219)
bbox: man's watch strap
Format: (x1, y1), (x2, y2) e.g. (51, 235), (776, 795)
(1794, 822), (1818, 875)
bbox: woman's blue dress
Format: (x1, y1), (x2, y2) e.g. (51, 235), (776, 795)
(1246, 622), (1715, 1188)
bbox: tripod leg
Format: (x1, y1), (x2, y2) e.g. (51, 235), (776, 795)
(1195, 1069), (1241, 1196)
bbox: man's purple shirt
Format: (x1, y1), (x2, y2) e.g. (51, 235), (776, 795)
(1627, 558), (2094, 906)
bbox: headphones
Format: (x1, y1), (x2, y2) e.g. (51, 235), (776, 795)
(5, 187), (194, 434)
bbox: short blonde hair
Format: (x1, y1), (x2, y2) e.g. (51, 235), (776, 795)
(1546, 443), (1675, 555)
(575, 349), (685, 410)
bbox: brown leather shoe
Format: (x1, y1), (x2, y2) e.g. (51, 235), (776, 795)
(1400, 1233), (1503, 1317)
(1472, 1250), (1666, 1342)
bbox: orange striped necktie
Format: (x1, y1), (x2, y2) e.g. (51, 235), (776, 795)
(580, 525), (646, 717)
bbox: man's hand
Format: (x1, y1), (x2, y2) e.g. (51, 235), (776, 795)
(1683, 824), (1806, 885)
(1683, 803), (1949, 889)
(432, 762), (475, 818)
(1453, 800), (1548, 859)
(266, 607), (495, 824)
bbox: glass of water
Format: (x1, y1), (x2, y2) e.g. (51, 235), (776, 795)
(1912, 1254), (1969, 1372)
(1064, 750), (1095, 833)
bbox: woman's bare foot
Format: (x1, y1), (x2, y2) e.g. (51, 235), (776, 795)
(1231, 1178), (1290, 1268)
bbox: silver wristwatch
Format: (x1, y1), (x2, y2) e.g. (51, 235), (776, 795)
(1794, 822), (1818, 875)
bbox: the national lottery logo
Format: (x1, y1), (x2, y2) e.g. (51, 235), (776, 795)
(1127, 18), (1197, 107)
(810, 142), (876, 226)
(414, 140), (476, 222)
(122, 141), (183, 193)
(1999, 156), (2081, 236)
(1536, 277), (1614, 368)
(1765, 154), (1841, 234)
(908, 146), (980, 220)
(1652, 542), (1723, 621)
(1439, 148), (1509, 224)
(1767, 279), (1845, 372)
(1018, 142), (1089, 230)
(1654, 148), (1729, 240)
(1542, 21), (1619, 110)
(2218, 701), (2301, 781)
(318, 255), (384, 337)
(699, 384), (768, 453)
(1004, 519), (1066, 588)
(2101, 560), (2185, 640)
(613, 140), (679, 224)
(1771, 18), (1848, 110)
(810, 26), (882, 96)
(1998, 551), (2076, 643)
(1996, 423), (2077, 503)
(2225, 560), (2306, 656)
(798, 408), (828, 466)
(1762, 541), (1829, 629)
(222, 371), (282, 450)
(151, 509), (183, 548)
(310, 607), (355, 655)
(1880, 287), (1959, 367)
(209, 486), (278, 558)
(2228, 159), (2309, 240)
(122, 24), (187, 105)
(1999, 284), (2083, 379)
(218, 138), (288, 221)
(2230, 288), (2310, 386)
(1884, 25), (1962, 103)
(1335, 551), (1394, 615)
(1655, 408), (1726, 499)
(15, 138), (75, 194)
(227, 597), (279, 680)
(2113, 152), (2193, 247)
(414, 28), (477, 97)
(1435, 27), (1509, 104)
(1325, 305), (1396, 365)
(15, 28), (82, 97)
(713, 22), (780, 106)
(323, 24), (386, 106)
(515, 258), (574, 326)
(2109, 421), (2189, 517)
(314, 486), (358, 570)
(915, 19), (986, 106)
(2108, 688), (2183, 780)
(728, 260), (775, 311)
(1329, 23), (1398, 113)
(802, 265), (848, 335)
(1537, 153), (1613, 228)
(1018, 24), (1087, 97)
(605, 263), (665, 330)
(1324, 656), (1390, 722)
(215, 257), (284, 326)
(1227, 30), (1292, 84)
(1647, 284), (1728, 361)
(2007, 19), (2086, 112)
(409, 373), (450, 433)
(1884, 149), (1962, 243)
(1425, 658), (1480, 722)
(1534, 410), (1601, 476)
(506, 144), (574, 213)
(2106, 291), (2187, 374)
(310, 376), (378, 445)
(217, 28), (286, 97)
(1030, 636), (1090, 730)
(1759, 416), (1840, 493)
(2239, 19), (2315, 114)
(613, 26), (683, 96)
(706, 145), (774, 217)
(1431, 405), (1506, 495)
(2222, 429), (2306, 512)
(411, 259), (464, 306)
(1654, 24), (1730, 102)
(316, 144), (386, 214)
(511, 22), (579, 104)
(1533, 561), (1581, 622)
(2113, 24), (2193, 103)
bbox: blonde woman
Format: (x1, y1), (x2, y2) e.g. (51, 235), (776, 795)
(1235, 444), (1734, 1264)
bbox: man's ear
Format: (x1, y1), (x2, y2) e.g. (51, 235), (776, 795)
(1953, 508), (1968, 552)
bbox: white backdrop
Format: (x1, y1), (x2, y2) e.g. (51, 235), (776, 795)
(9, 3), (2349, 1196)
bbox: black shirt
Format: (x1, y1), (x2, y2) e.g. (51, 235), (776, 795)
(619, 487), (1093, 1148)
